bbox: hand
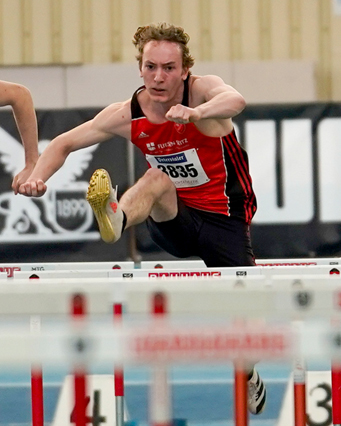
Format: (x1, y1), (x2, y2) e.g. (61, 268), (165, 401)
(12, 165), (35, 195)
(18, 179), (47, 197)
(165, 104), (202, 124)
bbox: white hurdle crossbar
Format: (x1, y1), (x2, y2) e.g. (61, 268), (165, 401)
(6, 263), (341, 425)
(140, 257), (341, 269)
(2, 273), (341, 426)
(5, 261), (341, 426)
(1, 256), (340, 278)
(9, 264), (341, 281)
(0, 261), (134, 278)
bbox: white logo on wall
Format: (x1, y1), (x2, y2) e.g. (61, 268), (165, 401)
(0, 127), (100, 243)
(241, 117), (341, 224)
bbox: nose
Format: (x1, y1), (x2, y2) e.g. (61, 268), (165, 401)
(154, 68), (164, 82)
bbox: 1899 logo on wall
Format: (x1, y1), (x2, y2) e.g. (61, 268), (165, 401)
(0, 128), (100, 243)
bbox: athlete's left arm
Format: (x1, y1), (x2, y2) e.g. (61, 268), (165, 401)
(194, 75), (246, 119)
(166, 75), (246, 123)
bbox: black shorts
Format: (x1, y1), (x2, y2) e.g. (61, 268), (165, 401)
(146, 199), (255, 267)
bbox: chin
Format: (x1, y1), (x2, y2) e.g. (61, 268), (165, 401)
(151, 94), (169, 103)
(147, 88), (167, 100)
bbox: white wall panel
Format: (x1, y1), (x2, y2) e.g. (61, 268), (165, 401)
(2, 0), (23, 64)
(0, 66), (66, 109)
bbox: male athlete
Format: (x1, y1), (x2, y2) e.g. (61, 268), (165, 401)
(1, 80), (39, 191)
(18, 23), (265, 414)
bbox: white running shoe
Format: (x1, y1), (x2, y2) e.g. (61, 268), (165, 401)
(247, 368), (266, 415)
(86, 169), (124, 243)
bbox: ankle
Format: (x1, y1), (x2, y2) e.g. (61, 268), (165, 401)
(247, 368), (255, 381)
(121, 210), (127, 233)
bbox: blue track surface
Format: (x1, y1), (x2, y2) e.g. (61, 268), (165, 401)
(0, 363), (294, 426)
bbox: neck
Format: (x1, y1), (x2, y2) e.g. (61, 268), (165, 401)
(140, 80), (185, 122)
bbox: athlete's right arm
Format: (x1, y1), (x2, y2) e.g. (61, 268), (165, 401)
(18, 101), (131, 197)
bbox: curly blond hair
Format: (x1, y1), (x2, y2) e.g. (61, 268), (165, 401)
(132, 22), (195, 71)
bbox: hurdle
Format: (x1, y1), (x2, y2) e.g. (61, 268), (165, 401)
(1, 275), (341, 426)
(0, 278), (114, 426)
(107, 264), (341, 281)
(1, 256), (339, 277)
(0, 261), (134, 278)
(9, 263), (341, 281)
(140, 257), (341, 269)
(2, 256), (340, 426)
(101, 276), (340, 424)
(7, 262), (341, 425)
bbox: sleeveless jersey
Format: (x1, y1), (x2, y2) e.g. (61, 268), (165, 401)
(130, 78), (257, 224)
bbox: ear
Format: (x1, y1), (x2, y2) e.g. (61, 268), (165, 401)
(182, 68), (189, 80)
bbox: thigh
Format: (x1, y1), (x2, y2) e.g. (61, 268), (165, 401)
(146, 199), (201, 258)
(197, 217), (255, 267)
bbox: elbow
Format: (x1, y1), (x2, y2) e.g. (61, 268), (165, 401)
(235, 94), (246, 114)
(9, 84), (35, 113)
(13, 84), (33, 103)
(16, 84), (32, 96)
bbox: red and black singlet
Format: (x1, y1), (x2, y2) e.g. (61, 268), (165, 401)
(130, 77), (257, 224)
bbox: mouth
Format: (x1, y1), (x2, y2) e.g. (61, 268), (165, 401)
(151, 88), (165, 94)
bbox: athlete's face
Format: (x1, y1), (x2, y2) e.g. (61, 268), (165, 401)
(140, 40), (188, 103)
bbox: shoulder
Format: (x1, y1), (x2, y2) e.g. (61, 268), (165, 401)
(100, 99), (131, 114)
(189, 74), (242, 104)
(92, 99), (132, 139)
(190, 74), (228, 93)
(94, 99), (131, 122)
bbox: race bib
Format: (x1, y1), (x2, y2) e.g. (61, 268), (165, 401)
(145, 148), (210, 188)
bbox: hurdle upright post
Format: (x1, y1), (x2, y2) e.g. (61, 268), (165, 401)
(30, 315), (44, 426)
(234, 362), (248, 426)
(293, 357), (307, 426)
(71, 293), (88, 426)
(114, 302), (125, 426)
(291, 316), (307, 426)
(149, 291), (172, 426)
(330, 310), (341, 426)
(232, 293), (249, 426)
(331, 362), (341, 426)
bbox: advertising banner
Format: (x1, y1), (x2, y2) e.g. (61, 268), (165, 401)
(233, 103), (341, 259)
(0, 108), (129, 262)
(0, 103), (340, 261)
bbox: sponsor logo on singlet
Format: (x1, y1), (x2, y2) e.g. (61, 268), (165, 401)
(154, 153), (187, 164)
(146, 142), (155, 150)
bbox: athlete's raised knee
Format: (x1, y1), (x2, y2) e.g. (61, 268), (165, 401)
(143, 168), (174, 191)
(140, 169), (177, 221)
